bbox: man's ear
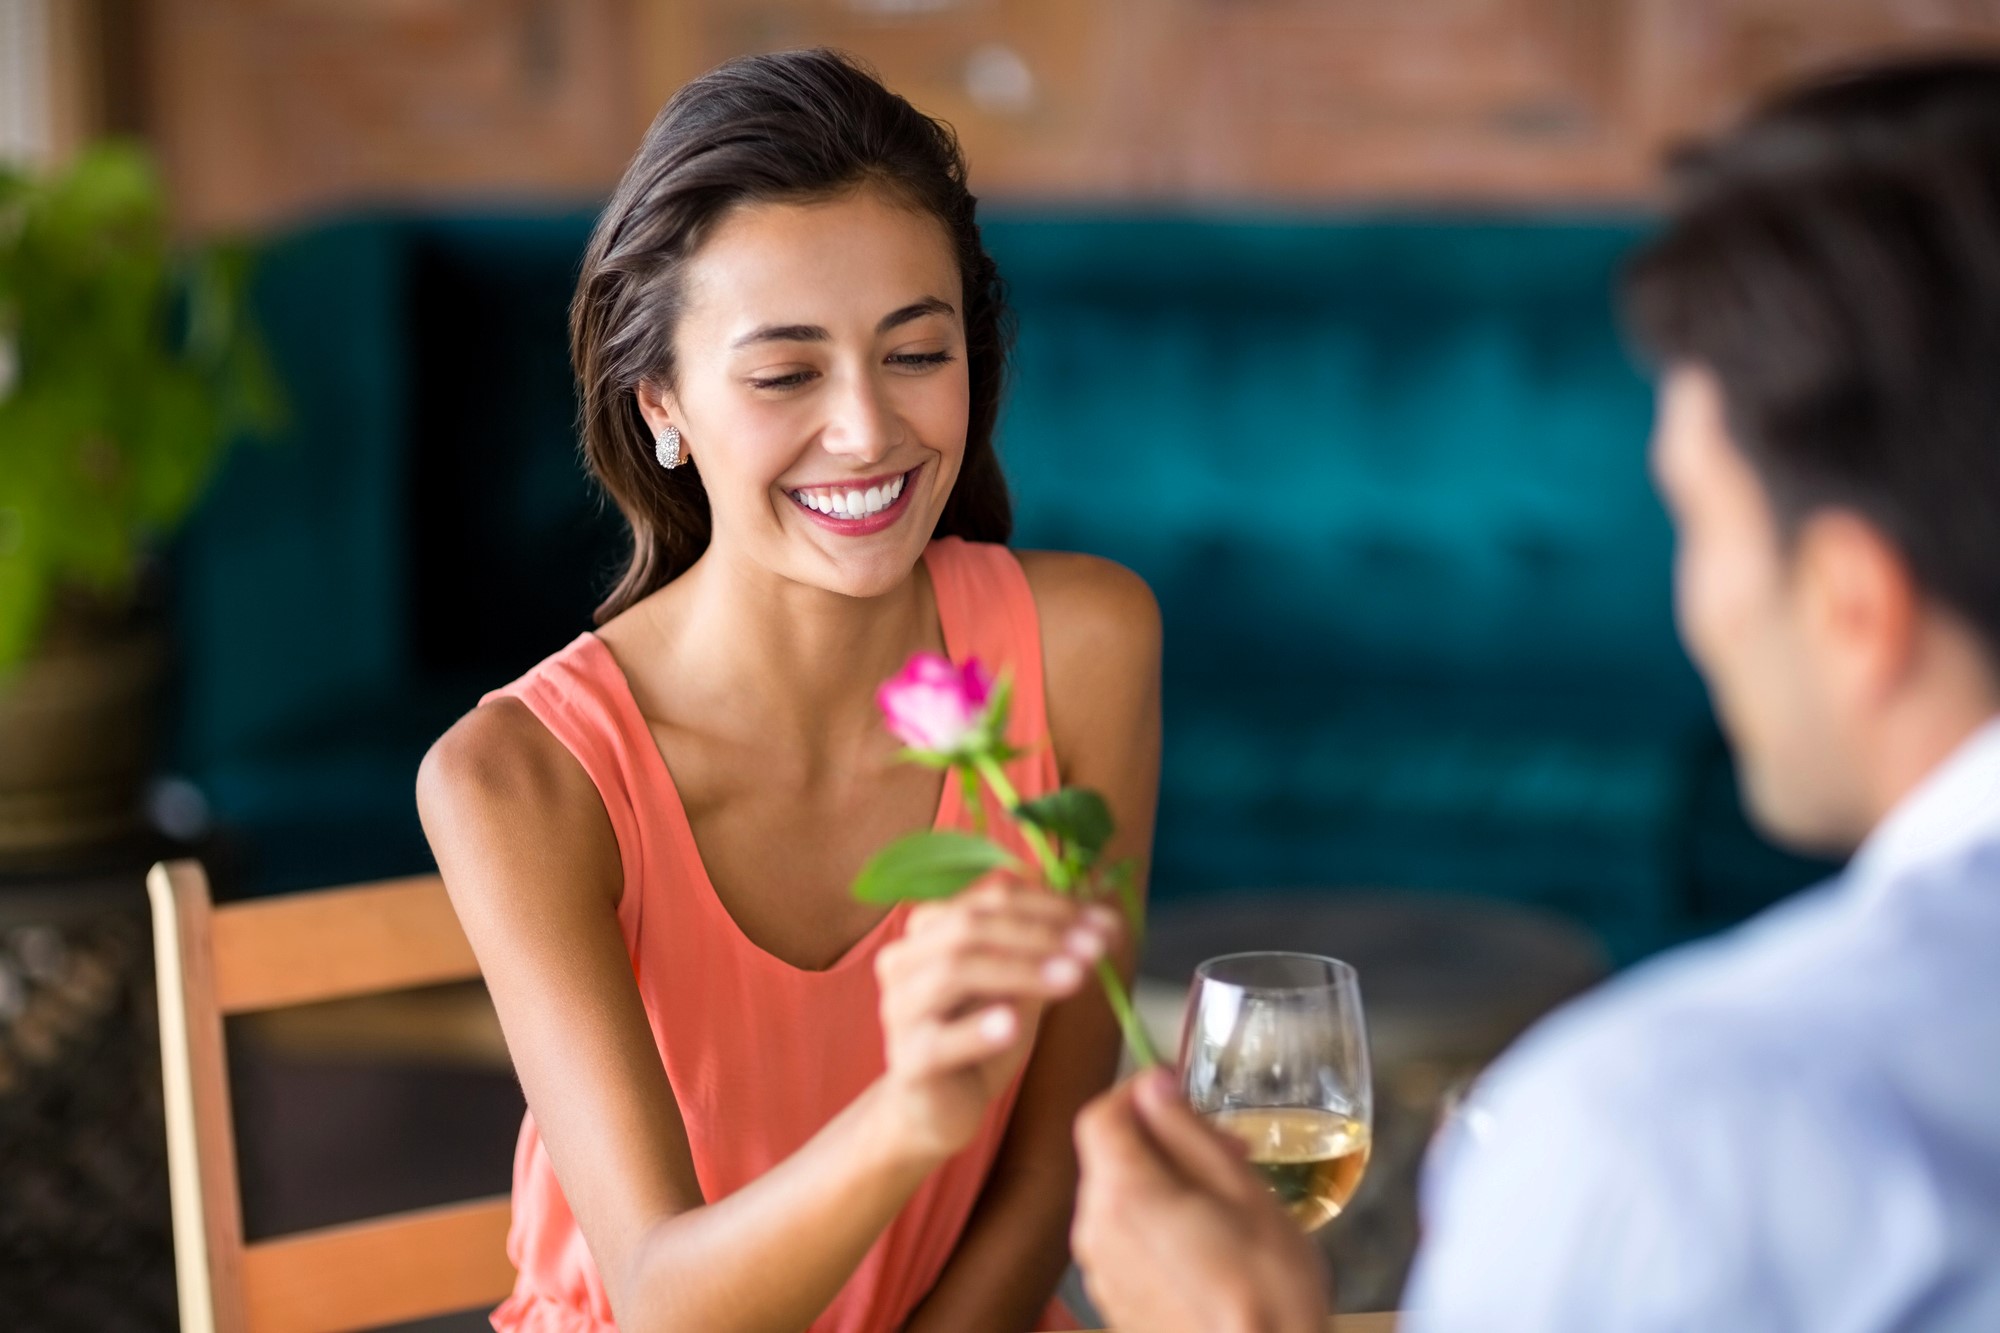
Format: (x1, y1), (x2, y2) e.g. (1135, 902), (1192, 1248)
(1795, 509), (1920, 710)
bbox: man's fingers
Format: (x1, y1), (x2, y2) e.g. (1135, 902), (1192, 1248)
(1075, 1078), (1192, 1201)
(1130, 1069), (1266, 1203)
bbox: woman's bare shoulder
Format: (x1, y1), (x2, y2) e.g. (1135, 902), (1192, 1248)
(1014, 550), (1163, 674)
(417, 697), (622, 911)
(1013, 552), (1162, 768)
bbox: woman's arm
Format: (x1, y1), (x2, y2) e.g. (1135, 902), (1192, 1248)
(901, 553), (1165, 1333)
(419, 701), (1107, 1333)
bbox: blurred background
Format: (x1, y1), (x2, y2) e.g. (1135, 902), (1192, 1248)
(5, 1), (1999, 1328)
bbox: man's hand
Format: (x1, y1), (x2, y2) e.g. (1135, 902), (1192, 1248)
(1072, 1068), (1331, 1333)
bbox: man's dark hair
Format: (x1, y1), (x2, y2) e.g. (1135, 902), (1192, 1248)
(1625, 55), (2000, 666)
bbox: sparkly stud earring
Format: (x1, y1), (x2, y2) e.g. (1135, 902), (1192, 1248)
(654, 423), (683, 470)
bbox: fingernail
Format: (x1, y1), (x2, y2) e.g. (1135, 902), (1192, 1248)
(1064, 927), (1106, 959)
(1042, 956), (1083, 987)
(980, 1007), (1016, 1041)
(1085, 905), (1120, 931)
(1134, 1067), (1177, 1105)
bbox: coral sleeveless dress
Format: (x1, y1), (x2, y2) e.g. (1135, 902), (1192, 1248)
(480, 538), (1078, 1333)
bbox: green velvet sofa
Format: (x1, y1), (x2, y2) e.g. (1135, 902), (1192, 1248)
(170, 210), (1832, 959)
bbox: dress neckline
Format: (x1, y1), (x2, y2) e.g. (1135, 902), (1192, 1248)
(578, 545), (965, 977)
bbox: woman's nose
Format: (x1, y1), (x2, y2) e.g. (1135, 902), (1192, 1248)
(819, 372), (897, 464)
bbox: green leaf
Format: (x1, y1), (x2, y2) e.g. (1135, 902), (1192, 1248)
(0, 140), (281, 672)
(1015, 787), (1115, 864)
(852, 830), (1020, 904)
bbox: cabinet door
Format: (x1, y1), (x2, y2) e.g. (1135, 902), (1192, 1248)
(144, 0), (641, 232)
(635, 0), (1153, 195)
(1632, 0), (2000, 150)
(1166, 0), (1645, 202)
(636, 0), (1648, 202)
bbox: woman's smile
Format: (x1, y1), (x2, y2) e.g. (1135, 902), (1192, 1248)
(784, 464), (920, 535)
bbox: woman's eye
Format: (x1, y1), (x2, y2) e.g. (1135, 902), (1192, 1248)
(749, 369), (818, 390)
(888, 351), (956, 370)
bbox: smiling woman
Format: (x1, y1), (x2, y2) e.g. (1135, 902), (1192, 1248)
(622, 187), (978, 593)
(569, 52), (1015, 611)
(416, 47), (1163, 1333)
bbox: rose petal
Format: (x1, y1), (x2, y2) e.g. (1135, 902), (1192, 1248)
(878, 653), (990, 754)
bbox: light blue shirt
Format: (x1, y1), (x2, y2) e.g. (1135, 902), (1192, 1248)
(1405, 717), (2000, 1333)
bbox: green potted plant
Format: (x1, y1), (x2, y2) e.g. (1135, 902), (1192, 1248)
(0, 142), (276, 865)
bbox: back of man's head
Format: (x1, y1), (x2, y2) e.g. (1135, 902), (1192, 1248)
(1626, 56), (2000, 676)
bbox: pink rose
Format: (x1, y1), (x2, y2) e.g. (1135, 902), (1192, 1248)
(877, 653), (995, 756)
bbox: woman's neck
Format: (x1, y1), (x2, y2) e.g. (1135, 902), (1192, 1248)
(634, 542), (945, 748)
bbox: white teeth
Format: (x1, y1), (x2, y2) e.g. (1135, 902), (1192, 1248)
(790, 472), (909, 520)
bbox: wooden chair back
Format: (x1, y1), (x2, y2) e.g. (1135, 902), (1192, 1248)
(147, 859), (515, 1333)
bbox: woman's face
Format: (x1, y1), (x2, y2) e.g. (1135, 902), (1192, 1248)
(641, 186), (971, 600)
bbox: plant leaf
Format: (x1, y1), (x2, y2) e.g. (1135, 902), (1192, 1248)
(1015, 787), (1115, 864)
(852, 829), (1020, 904)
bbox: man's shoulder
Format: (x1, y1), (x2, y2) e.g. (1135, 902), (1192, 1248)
(1409, 856), (2000, 1333)
(1500, 841), (2000, 1109)
(1488, 884), (1864, 1100)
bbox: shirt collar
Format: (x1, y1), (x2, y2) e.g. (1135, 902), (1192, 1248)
(1846, 713), (2000, 899)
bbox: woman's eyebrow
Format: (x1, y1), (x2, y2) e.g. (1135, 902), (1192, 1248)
(733, 323), (828, 349)
(730, 297), (955, 350)
(877, 296), (955, 332)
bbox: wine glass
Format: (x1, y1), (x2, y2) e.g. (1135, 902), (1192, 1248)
(1179, 952), (1372, 1232)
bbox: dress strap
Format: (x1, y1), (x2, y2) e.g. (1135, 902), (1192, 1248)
(922, 537), (1052, 762)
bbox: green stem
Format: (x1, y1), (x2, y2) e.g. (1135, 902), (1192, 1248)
(972, 753), (1157, 1068)
(973, 754), (1067, 889)
(960, 766), (985, 838)
(1096, 957), (1161, 1069)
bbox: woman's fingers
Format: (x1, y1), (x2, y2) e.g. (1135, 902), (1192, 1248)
(897, 1003), (1027, 1077)
(878, 883), (1122, 1100)
(883, 892), (1118, 996)
(881, 950), (1087, 1029)
(905, 877), (1102, 940)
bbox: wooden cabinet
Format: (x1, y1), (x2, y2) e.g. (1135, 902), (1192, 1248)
(1167, 0), (1645, 202)
(138, 0), (642, 232)
(1630, 0), (2000, 149)
(133, 0), (2000, 230)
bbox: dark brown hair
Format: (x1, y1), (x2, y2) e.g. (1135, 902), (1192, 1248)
(571, 48), (1014, 621)
(1624, 55), (2000, 665)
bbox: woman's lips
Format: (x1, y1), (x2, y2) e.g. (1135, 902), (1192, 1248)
(785, 466), (918, 536)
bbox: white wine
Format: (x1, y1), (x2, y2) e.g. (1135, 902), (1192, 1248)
(1208, 1107), (1370, 1232)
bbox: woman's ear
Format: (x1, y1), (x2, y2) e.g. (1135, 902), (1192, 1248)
(634, 379), (692, 466)
(634, 379), (679, 437)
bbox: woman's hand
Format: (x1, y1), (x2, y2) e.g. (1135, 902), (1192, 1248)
(874, 877), (1118, 1162)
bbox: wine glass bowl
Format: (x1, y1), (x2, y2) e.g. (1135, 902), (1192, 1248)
(1179, 952), (1372, 1232)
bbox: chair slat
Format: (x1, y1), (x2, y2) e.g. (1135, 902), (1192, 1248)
(212, 876), (481, 1014)
(150, 860), (252, 1333)
(240, 1196), (515, 1333)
